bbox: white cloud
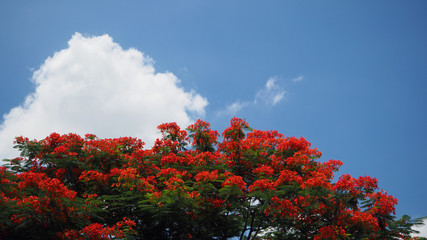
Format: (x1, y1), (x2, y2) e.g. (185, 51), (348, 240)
(412, 220), (427, 238)
(216, 76), (286, 116)
(0, 33), (208, 160)
(292, 75), (304, 82)
(254, 77), (285, 106)
(217, 100), (249, 116)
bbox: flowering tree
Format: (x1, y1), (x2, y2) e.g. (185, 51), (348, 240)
(0, 118), (424, 239)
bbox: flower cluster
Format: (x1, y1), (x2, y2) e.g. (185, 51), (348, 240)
(58, 218), (136, 240)
(222, 175), (246, 190)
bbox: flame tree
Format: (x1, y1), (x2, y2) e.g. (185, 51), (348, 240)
(0, 118), (424, 239)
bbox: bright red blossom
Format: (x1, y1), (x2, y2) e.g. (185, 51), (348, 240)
(252, 165), (274, 176)
(222, 175), (246, 190)
(194, 170), (219, 182)
(313, 225), (346, 240)
(249, 179), (275, 192)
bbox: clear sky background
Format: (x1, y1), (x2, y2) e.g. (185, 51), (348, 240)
(1, 0), (426, 235)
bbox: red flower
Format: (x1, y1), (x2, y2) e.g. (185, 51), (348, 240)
(253, 165), (274, 176)
(314, 225), (346, 240)
(222, 175), (246, 190)
(194, 170), (219, 182)
(249, 179), (275, 192)
(369, 190), (398, 215)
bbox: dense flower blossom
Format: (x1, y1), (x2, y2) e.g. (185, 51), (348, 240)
(338, 209), (380, 232)
(248, 179), (275, 192)
(16, 172), (76, 199)
(187, 119), (219, 152)
(58, 218), (136, 240)
(194, 170), (219, 182)
(267, 196), (299, 218)
(275, 169), (303, 186)
(252, 165), (274, 177)
(160, 152), (187, 166)
(369, 190), (398, 216)
(313, 225), (346, 240)
(356, 175), (379, 193)
(222, 175), (246, 190)
(79, 170), (108, 183)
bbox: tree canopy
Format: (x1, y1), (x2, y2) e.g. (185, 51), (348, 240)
(0, 118), (424, 239)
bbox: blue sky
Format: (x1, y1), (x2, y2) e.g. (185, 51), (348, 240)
(1, 0), (426, 230)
